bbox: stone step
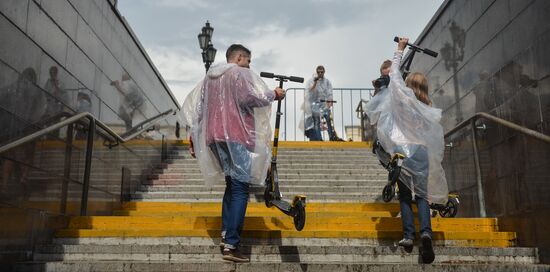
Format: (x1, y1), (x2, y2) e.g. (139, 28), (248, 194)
(161, 161), (382, 167)
(55, 227), (515, 248)
(112, 210), (398, 217)
(170, 150), (373, 156)
(142, 179), (387, 186)
(155, 165), (387, 173)
(36, 236), (514, 248)
(31, 244), (539, 264)
(120, 202), (402, 212)
(148, 173), (386, 180)
(138, 184), (385, 193)
(16, 261), (549, 272)
(130, 191), (384, 202)
(64, 216), (500, 232)
(166, 155), (376, 162)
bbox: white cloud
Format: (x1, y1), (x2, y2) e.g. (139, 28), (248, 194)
(146, 46), (205, 104)
(153, 0), (211, 9)
(121, 1), (443, 110)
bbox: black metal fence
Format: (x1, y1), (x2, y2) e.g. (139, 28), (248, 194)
(281, 88), (374, 141)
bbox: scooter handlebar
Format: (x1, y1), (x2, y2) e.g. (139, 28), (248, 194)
(393, 36), (438, 58)
(261, 72), (304, 83)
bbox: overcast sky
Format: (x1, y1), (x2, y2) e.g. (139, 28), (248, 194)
(118, 0), (443, 105)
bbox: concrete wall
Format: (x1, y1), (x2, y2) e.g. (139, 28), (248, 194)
(411, 0), (550, 253)
(0, 0), (181, 263)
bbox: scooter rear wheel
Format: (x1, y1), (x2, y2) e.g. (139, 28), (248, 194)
(382, 184), (395, 202)
(293, 200), (306, 231)
(264, 186), (273, 208)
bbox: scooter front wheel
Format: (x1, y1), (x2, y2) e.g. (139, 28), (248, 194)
(439, 197), (459, 218)
(293, 200), (306, 231)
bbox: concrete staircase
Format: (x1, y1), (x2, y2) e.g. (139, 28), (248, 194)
(14, 142), (550, 271)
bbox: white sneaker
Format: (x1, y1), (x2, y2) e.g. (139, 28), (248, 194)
(398, 238), (414, 247)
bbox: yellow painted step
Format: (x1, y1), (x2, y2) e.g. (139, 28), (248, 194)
(55, 229), (515, 247)
(121, 202), (405, 213)
(113, 210), (397, 217)
(66, 216), (499, 232)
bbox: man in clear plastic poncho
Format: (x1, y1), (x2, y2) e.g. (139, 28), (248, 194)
(181, 44), (285, 262)
(365, 37), (448, 263)
(303, 65), (334, 141)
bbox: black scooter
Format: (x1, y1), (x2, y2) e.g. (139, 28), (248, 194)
(260, 72), (307, 231)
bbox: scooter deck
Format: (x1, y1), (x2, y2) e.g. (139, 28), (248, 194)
(271, 199), (292, 215)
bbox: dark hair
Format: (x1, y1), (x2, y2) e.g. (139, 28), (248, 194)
(20, 67), (37, 84)
(226, 44), (251, 61)
(316, 65), (325, 71)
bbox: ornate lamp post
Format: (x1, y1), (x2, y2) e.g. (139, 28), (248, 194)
(197, 21), (217, 72)
(441, 21), (466, 123)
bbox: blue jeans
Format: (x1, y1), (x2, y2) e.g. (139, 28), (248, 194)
(305, 115), (323, 141)
(397, 179), (432, 239)
(209, 142), (251, 248)
(221, 176), (250, 248)
(322, 109), (336, 140)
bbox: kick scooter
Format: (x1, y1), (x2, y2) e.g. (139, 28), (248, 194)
(260, 71), (307, 231)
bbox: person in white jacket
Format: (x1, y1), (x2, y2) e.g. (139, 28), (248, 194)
(303, 65), (335, 141)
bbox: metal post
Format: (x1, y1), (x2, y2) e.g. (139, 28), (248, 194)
(284, 93), (287, 141)
(340, 90), (344, 139)
(60, 124), (74, 214)
(471, 119), (486, 217)
(80, 119), (95, 216)
(161, 135), (167, 162)
(350, 91), (354, 140)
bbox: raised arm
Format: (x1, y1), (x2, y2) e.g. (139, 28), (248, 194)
(389, 37), (409, 87)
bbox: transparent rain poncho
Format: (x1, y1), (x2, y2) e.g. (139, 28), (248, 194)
(299, 74), (333, 132)
(181, 63), (275, 186)
(366, 51), (449, 204)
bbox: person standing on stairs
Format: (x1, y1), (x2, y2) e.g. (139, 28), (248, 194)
(366, 37), (449, 264)
(182, 44), (285, 263)
(303, 65), (338, 141)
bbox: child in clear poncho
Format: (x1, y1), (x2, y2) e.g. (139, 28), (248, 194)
(365, 37), (448, 264)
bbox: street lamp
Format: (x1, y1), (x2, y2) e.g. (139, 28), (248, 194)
(197, 21), (217, 72)
(440, 21), (466, 123)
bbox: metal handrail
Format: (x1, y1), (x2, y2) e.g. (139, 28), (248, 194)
(0, 109), (174, 215)
(0, 109), (174, 153)
(445, 112), (550, 143)
(443, 112), (549, 217)
(116, 109), (174, 146)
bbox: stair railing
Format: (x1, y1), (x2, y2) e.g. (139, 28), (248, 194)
(444, 112), (550, 217)
(0, 109), (174, 215)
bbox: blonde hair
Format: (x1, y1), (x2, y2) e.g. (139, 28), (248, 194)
(405, 72), (431, 106)
(380, 60), (391, 74)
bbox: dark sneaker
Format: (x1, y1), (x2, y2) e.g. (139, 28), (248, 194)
(219, 239), (225, 250)
(222, 248), (249, 263)
(420, 233), (435, 264)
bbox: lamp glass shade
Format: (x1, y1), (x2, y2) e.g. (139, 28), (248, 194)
(203, 21), (214, 38)
(206, 46), (217, 63)
(198, 33), (208, 50)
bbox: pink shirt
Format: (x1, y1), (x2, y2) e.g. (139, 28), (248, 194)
(204, 66), (274, 150)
